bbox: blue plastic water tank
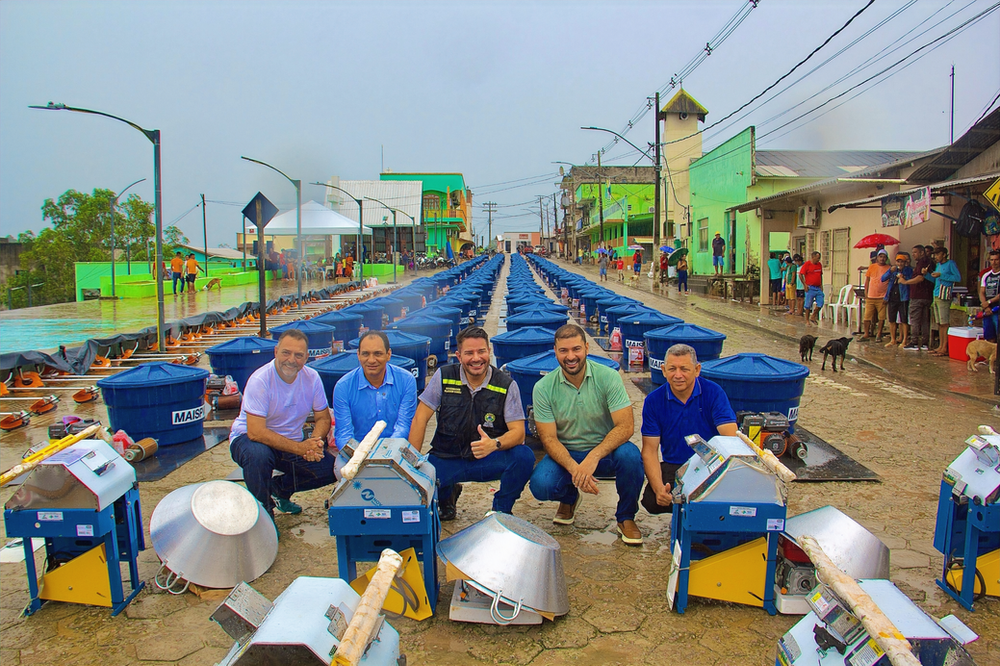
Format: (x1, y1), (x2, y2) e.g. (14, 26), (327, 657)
(418, 304), (463, 348)
(644, 324), (727, 386)
(492, 326), (554, 369)
(596, 296), (638, 335)
(506, 309), (568, 333)
(371, 296), (407, 323)
(391, 314), (453, 365)
(348, 330), (432, 391)
(505, 351), (620, 418)
(392, 289), (426, 314)
(618, 311), (683, 369)
(342, 302), (385, 331)
(605, 303), (654, 337)
(308, 352), (417, 400)
(700, 353), (810, 430)
(311, 311), (364, 345)
(270, 320), (336, 358)
(97, 362), (209, 446)
(205, 336), (278, 392)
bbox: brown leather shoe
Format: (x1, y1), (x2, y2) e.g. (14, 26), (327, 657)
(553, 494), (583, 525)
(617, 520), (643, 545)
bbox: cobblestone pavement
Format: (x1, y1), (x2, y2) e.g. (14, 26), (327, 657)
(1, 258), (997, 665)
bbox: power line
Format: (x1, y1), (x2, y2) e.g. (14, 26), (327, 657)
(971, 88), (1000, 127)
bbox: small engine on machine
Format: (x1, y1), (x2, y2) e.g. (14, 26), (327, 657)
(738, 411), (808, 460)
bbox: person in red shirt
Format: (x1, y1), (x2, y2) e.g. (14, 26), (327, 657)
(798, 252), (824, 324)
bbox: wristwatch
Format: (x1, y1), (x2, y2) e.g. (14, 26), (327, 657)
(494, 438), (502, 450)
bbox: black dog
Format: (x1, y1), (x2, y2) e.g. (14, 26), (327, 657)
(799, 335), (818, 363)
(820, 337), (852, 372)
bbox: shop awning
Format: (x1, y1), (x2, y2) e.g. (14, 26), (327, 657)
(826, 172), (999, 213)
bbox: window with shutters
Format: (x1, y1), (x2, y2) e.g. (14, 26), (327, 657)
(698, 218), (709, 252)
(831, 228), (850, 291)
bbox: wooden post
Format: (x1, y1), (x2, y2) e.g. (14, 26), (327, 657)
(340, 420), (387, 481)
(332, 548), (403, 666)
(736, 431), (796, 483)
(798, 536), (921, 666)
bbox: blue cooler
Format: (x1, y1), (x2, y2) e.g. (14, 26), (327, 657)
(506, 310), (568, 333)
(205, 336), (278, 392)
(270, 320), (336, 358)
(492, 326), (554, 369)
(308, 352), (417, 400)
(700, 353), (810, 431)
(348, 331), (432, 391)
(506, 352), (620, 419)
(391, 314), (453, 366)
(311, 311), (364, 347)
(618, 311), (683, 369)
(97, 362), (209, 446)
(644, 324), (727, 386)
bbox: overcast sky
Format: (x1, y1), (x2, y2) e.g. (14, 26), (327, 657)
(1, 0), (998, 246)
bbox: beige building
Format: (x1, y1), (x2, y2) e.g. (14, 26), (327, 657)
(735, 107), (1000, 314)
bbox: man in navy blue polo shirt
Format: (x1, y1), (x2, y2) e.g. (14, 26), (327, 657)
(639, 343), (737, 514)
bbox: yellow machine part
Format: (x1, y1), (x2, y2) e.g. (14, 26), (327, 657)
(945, 549), (999, 597)
(350, 547), (432, 621)
(745, 425), (763, 447)
(39, 543), (112, 607)
(687, 536), (766, 607)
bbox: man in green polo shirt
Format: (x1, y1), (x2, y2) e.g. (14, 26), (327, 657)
(528, 324), (644, 545)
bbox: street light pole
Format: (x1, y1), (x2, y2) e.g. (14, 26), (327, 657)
(582, 124), (659, 276)
(241, 156), (303, 309)
(32, 103), (166, 353)
(312, 182), (364, 282)
(364, 196), (399, 284)
(108, 177), (146, 299)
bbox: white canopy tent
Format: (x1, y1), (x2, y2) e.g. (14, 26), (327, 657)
(243, 200), (373, 236)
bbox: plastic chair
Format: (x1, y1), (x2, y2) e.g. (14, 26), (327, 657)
(842, 288), (860, 330)
(825, 285), (852, 325)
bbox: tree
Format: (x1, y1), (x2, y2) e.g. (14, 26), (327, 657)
(1, 188), (157, 309)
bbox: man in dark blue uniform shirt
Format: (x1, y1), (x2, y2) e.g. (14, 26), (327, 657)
(640, 344), (737, 514)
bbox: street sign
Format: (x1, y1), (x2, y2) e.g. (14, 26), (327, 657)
(242, 192), (277, 339)
(984, 177), (1000, 214)
(242, 192), (278, 228)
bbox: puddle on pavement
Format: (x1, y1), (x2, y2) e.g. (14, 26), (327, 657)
(579, 529), (619, 546)
(292, 523), (331, 546)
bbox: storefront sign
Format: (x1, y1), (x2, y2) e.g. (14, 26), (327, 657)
(881, 187), (930, 228)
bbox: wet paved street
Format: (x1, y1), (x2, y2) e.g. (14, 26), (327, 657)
(1, 258), (997, 666)
(0, 276), (347, 354)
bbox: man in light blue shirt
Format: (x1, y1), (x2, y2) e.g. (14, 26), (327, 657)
(923, 246), (963, 357)
(333, 330), (417, 450)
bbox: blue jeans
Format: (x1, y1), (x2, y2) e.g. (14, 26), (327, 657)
(428, 446), (535, 514)
(172, 271), (184, 293)
(529, 445), (643, 523)
(230, 433), (338, 515)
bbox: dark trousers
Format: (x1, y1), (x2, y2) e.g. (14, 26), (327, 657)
(640, 461), (683, 515)
(428, 446), (535, 513)
(908, 298), (931, 346)
(230, 433), (337, 514)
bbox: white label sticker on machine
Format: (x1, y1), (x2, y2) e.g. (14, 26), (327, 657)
(767, 518), (785, 531)
(729, 506), (757, 517)
(364, 509), (391, 519)
(402, 510), (420, 524)
(37, 511), (63, 522)
(76, 524), (94, 537)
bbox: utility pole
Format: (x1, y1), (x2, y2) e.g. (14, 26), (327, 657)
(201, 193), (209, 276)
(539, 196), (544, 245)
(597, 151), (605, 253)
(552, 193), (558, 256)
(483, 202), (497, 250)
(653, 91), (662, 282)
(950, 64), (955, 144)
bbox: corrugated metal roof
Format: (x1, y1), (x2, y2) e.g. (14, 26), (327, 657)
(907, 107), (1000, 183)
(326, 180), (422, 227)
(755, 150), (924, 178)
(177, 244), (245, 260)
(733, 148), (945, 212)
(827, 172), (1000, 212)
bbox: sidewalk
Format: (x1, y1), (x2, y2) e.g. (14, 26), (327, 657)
(552, 259), (998, 406)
